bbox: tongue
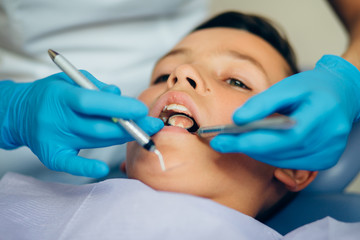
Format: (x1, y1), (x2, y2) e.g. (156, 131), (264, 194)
(168, 114), (194, 129)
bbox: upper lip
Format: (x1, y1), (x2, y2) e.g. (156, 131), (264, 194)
(149, 91), (202, 128)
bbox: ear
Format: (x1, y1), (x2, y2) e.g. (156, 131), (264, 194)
(120, 161), (127, 174)
(274, 168), (318, 192)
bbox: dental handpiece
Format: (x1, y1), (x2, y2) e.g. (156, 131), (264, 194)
(197, 116), (295, 138)
(48, 49), (165, 170)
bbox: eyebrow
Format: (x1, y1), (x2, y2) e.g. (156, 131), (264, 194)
(224, 50), (268, 77)
(156, 48), (190, 64)
(156, 48), (269, 79)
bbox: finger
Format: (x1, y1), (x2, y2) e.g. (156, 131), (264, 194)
(69, 116), (133, 144)
(211, 99), (330, 158)
(66, 88), (149, 120)
(51, 150), (109, 178)
(55, 70), (121, 95)
(69, 116), (163, 148)
(134, 116), (164, 136)
(49, 72), (76, 85)
(209, 132), (297, 156)
(211, 116), (312, 156)
(101, 84), (121, 95)
(210, 133), (321, 170)
(254, 145), (340, 171)
(232, 79), (306, 125)
(80, 70), (121, 95)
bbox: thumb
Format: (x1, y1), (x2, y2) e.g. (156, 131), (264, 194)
(135, 116), (164, 136)
(101, 84), (121, 95)
(233, 81), (304, 125)
(52, 150), (110, 178)
(80, 70), (121, 95)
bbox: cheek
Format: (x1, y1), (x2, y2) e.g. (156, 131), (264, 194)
(206, 91), (250, 124)
(137, 86), (164, 107)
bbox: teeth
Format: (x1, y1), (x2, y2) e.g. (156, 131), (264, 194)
(168, 114), (194, 129)
(160, 103), (199, 132)
(163, 104), (192, 117)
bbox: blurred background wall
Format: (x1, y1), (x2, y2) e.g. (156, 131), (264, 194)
(209, 0), (348, 70)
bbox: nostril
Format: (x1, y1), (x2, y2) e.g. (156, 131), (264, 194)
(187, 77), (196, 89)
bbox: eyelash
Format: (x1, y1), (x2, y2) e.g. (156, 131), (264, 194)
(153, 74), (170, 85)
(225, 78), (251, 90)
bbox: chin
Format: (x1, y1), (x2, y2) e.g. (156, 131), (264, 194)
(125, 130), (218, 194)
(128, 128), (204, 170)
(126, 136), (202, 176)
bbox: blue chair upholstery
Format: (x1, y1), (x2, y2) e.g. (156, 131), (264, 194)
(265, 121), (360, 235)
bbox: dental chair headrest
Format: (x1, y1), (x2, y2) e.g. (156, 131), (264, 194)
(305, 121), (360, 193)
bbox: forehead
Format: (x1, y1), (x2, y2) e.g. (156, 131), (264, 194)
(169, 28), (291, 84)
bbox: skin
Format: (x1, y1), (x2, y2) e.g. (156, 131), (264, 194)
(125, 28), (316, 217)
(328, 0), (360, 69)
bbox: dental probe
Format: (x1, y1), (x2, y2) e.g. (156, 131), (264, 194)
(48, 49), (166, 171)
(197, 116), (295, 138)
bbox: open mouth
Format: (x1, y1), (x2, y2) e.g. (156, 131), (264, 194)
(159, 104), (199, 133)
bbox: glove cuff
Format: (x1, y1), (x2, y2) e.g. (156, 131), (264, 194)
(0, 81), (30, 149)
(316, 55), (360, 122)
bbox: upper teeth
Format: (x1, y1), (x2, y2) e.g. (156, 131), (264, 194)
(161, 104), (192, 122)
(162, 104), (192, 116)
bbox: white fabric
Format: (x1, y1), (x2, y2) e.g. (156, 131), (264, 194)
(0, 0), (209, 183)
(283, 217), (360, 240)
(1, 173), (359, 239)
(0, 173), (281, 240)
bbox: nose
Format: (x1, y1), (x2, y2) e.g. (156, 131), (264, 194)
(167, 64), (206, 93)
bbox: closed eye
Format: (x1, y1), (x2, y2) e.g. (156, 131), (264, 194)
(153, 74), (170, 85)
(225, 78), (251, 90)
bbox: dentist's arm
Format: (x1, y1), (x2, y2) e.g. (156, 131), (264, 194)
(0, 72), (163, 178)
(328, 0), (360, 68)
(210, 1), (360, 170)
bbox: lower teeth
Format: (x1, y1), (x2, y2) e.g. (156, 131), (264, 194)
(168, 114), (194, 129)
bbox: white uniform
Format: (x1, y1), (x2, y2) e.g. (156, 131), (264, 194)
(0, 0), (208, 183)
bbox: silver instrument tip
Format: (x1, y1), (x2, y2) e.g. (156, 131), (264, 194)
(48, 49), (59, 60)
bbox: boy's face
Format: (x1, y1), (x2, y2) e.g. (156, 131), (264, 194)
(126, 28), (292, 216)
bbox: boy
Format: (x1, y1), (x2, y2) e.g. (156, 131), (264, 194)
(0, 12), (358, 239)
(124, 11), (316, 219)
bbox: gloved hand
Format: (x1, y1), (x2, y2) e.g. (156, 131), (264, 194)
(0, 71), (163, 178)
(210, 55), (360, 170)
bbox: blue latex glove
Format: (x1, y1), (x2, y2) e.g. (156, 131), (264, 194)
(211, 55), (360, 170)
(0, 71), (163, 178)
